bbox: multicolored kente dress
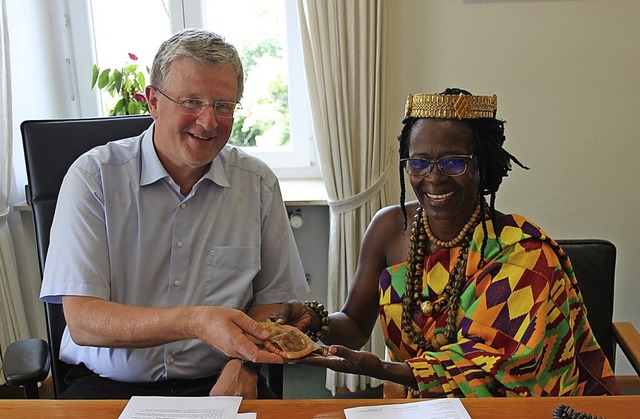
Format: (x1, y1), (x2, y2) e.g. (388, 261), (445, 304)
(379, 213), (621, 397)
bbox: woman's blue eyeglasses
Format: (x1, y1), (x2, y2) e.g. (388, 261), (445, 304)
(401, 154), (475, 177)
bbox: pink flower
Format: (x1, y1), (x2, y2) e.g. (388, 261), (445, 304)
(128, 53), (139, 61)
(132, 92), (147, 103)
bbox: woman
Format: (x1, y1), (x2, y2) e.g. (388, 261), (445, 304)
(275, 88), (621, 397)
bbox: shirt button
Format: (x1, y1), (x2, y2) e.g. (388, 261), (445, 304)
(168, 357), (175, 365)
(173, 279), (181, 287)
(176, 240), (184, 248)
(180, 203), (186, 209)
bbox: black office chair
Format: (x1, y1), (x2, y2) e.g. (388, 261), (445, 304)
(555, 239), (639, 392)
(2, 115), (282, 399)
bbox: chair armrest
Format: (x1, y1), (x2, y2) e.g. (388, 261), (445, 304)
(613, 322), (640, 376)
(2, 338), (51, 386)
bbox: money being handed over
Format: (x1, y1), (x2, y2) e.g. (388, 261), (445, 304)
(260, 320), (329, 359)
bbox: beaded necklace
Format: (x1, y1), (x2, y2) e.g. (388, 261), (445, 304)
(423, 201), (481, 248)
(401, 201), (482, 352)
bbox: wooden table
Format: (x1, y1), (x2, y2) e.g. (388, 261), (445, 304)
(0, 396), (638, 418)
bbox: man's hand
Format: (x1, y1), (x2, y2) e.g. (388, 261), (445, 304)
(209, 359), (259, 399)
(189, 306), (284, 364)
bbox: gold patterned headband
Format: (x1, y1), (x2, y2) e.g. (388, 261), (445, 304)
(404, 92), (497, 120)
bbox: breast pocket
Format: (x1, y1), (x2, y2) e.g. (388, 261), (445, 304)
(205, 246), (260, 307)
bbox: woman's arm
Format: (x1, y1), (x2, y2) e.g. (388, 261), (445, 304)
(324, 206), (408, 349)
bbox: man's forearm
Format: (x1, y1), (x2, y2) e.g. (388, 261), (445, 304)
(62, 295), (286, 364)
(63, 295), (198, 348)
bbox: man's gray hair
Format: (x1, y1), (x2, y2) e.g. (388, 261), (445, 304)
(150, 28), (244, 100)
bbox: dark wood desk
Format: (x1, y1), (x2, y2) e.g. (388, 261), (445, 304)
(0, 396), (637, 418)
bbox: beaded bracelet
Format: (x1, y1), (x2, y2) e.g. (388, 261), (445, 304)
(304, 300), (330, 342)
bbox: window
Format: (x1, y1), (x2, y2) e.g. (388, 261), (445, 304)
(74, 0), (317, 178)
(200, 0), (316, 175)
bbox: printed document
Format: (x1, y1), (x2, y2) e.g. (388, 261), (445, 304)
(344, 398), (472, 419)
(118, 396), (242, 419)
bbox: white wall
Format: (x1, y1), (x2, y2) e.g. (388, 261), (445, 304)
(385, 0), (640, 373)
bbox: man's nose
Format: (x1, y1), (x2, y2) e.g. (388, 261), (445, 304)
(196, 105), (219, 130)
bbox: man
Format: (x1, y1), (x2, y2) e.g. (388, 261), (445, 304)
(40, 29), (309, 399)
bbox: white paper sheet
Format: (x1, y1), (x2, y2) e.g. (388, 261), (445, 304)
(118, 396), (242, 419)
(344, 398), (472, 419)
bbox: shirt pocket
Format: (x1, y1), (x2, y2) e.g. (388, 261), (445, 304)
(205, 246), (260, 307)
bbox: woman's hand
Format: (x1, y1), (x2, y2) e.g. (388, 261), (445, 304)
(292, 345), (418, 388)
(269, 300), (315, 331)
(291, 345), (384, 377)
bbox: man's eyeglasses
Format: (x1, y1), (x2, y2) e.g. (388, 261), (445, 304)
(154, 87), (241, 118)
(401, 154), (475, 177)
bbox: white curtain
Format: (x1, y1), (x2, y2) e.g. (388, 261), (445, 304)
(0, 0), (30, 385)
(297, 0), (393, 393)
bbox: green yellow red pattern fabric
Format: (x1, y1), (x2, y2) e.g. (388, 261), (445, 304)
(379, 213), (620, 397)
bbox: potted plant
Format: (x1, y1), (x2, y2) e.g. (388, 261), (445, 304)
(91, 53), (149, 116)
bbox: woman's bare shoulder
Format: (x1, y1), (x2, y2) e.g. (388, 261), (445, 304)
(370, 201), (419, 229)
(362, 201), (420, 247)
(360, 201), (419, 267)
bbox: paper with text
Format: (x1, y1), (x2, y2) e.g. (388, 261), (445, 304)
(118, 396), (242, 419)
(344, 398), (472, 419)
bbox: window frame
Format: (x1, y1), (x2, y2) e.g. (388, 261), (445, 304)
(66, 0), (319, 179)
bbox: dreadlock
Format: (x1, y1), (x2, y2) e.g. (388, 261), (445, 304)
(398, 88), (529, 263)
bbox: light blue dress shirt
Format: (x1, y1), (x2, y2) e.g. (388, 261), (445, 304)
(40, 124), (309, 382)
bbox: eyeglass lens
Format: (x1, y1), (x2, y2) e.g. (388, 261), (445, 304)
(404, 156), (471, 177)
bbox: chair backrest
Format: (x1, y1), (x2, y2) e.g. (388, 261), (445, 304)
(22, 115), (154, 397)
(556, 239), (616, 366)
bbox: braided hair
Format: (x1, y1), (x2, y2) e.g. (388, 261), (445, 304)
(398, 88), (529, 261)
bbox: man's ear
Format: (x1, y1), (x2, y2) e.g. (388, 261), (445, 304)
(146, 85), (159, 119)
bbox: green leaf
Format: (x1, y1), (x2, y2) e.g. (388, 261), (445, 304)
(113, 70), (123, 93)
(107, 84), (118, 96)
(97, 69), (111, 89)
(113, 98), (126, 115)
(128, 101), (143, 114)
(124, 63), (138, 73)
(136, 72), (146, 88)
(91, 65), (99, 89)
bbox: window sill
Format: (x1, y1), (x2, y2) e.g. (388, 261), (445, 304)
(281, 178), (328, 206)
(13, 179), (329, 212)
